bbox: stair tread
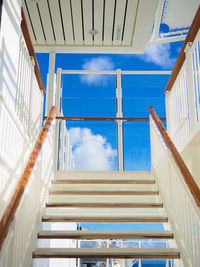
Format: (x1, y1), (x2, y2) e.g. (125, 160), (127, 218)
(42, 215), (168, 222)
(50, 190), (159, 195)
(46, 202), (163, 208)
(33, 248), (180, 259)
(52, 179), (155, 184)
(38, 230), (174, 239)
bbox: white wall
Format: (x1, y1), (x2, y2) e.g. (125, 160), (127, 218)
(0, 0), (22, 109)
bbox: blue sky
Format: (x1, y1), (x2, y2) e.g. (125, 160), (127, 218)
(37, 40), (183, 172)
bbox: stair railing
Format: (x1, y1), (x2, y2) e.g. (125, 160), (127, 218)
(149, 106), (200, 267)
(0, 106), (56, 267)
(164, 5), (200, 151)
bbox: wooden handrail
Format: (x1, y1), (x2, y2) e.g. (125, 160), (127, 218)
(149, 106), (200, 207)
(43, 116), (166, 122)
(0, 106), (56, 251)
(164, 5), (200, 93)
(21, 8), (45, 93)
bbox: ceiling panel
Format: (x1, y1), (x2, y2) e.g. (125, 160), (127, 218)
(24, 0), (46, 45)
(103, 0), (115, 45)
(94, 0), (104, 45)
(122, 0), (138, 46)
(37, 0), (55, 45)
(48, 0), (65, 45)
(23, 2), (36, 45)
(82, 0), (93, 45)
(113, 0), (127, 45)
(60, 0), (74, 45)
(71, 0), (84, 45)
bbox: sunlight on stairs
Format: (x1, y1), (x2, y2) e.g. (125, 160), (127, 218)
(32, 171), (180, 266)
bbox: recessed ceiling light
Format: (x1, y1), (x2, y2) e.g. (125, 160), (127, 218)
(89, 29), (98, 36)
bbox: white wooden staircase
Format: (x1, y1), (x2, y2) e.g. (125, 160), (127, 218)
(33, 171), (180, 262)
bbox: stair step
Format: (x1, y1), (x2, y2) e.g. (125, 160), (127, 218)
(46, 202), (163, 208)
(49, 190), (159, 195)
(42, 215), (168, 223)
(52, 179), (155, 184)
(33, 248), (180, 259)
(38, 230), (174, 239)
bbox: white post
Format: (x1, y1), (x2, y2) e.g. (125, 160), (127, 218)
(116, 69), (124, 171)
(151, 0), (165, 43)
(45, 51), (56, 115)
(54, 68), (62, 170)
(184, 42), (197, 130)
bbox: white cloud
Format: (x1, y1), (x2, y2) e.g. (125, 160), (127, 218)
(81, 57), (115, 85)
(68, 127), (117, 171)
(138, 43), (176, 68)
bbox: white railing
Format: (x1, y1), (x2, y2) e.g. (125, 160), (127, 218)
(150, 115), (200, 267)
(16, 33), (43, 142)
(166, 29), (200, 151)
(57, 118), (74, 171)
(0, 116), (55, 267)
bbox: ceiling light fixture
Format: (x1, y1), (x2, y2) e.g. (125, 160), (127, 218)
(89, 29), (98, 36)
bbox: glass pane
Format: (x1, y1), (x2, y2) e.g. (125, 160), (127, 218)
(123, 122), (151, 171)
(66, 121), (117, 171)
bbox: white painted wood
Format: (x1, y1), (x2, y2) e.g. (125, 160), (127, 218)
(151, 0), (165, 43)
(60, 0), (74, 45)
(38, 230), (174, 239)
(82, 0), (93, 45)
(37, 0), (55, 45)
(132, 0), (158, 51)
(33, 247), (180, 259)
(25, 0), (46, 45)
(48, 0), (65, 45)
(71, 0), (83, 45)
(51, 184), (156, 191)
(150, 116), (200, 267)
(116, 69), (123, 171)
(113, 0), (126, 45)
(54, 170), (153, 179)
(23, 4), (36, 44)
(42, 214), (168, 222)
(94, 0), (104, 45)
(122, 0), (138, 46)
(48, 195), (160, 203)
(103, 0), (115, 45)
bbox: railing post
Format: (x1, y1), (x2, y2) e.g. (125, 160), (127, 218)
(46, 51), (56, 115)
(116, 69), (124, 171)
(54, 68), (62, 170)
(184, 42), (197, 129)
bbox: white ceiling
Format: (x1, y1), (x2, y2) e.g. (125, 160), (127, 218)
(23, 0), (158, 53)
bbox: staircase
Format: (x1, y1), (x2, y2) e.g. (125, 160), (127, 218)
(33, 171), (180, 263)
